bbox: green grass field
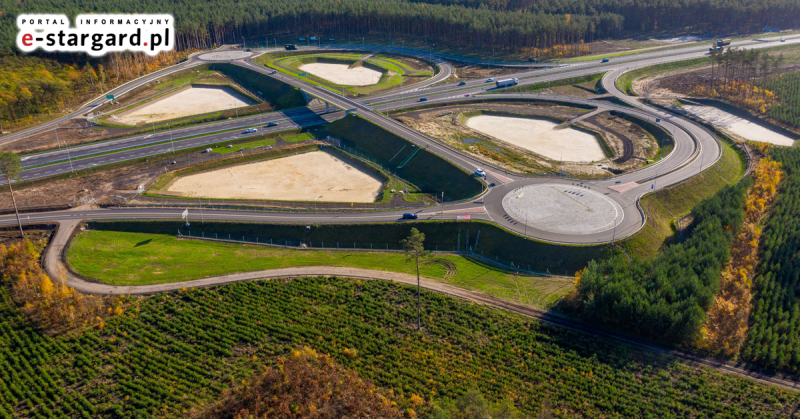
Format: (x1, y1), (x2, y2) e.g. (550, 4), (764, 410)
(67, 230), (573, 309)
(623, 139), (745, 259)
(259, 52), (432, 96)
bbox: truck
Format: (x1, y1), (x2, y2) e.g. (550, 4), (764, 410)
(495, 78), (519, 88)
(717, 38), (731, 47)
(284, 44), (298, 50)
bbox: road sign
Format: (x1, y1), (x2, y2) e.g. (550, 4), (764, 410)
(298, 72), (307, 76)
(106, 94), (115, 100)
(181, 209), (188, 220)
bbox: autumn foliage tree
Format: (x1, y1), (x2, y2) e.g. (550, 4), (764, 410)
(194, 346), (404, 419)
(0, 238), (128, 332)
(697, 153), (782, 356)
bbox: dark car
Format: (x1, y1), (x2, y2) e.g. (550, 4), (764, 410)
(402, 213), (418, 220)
(419, 97), (428, 102)
(267, 122), (278, 127)
(458, 81), (466, 86)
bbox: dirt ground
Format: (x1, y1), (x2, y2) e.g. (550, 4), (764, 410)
(449, 64), (523, 81)
(0, 145), (233, 211)
(0, 226), (53, 245)
(166, 150), (384, 202)
(395, 103), (657, 176)
(299, 63), (383, 86)
(0, 119), (132, 154)
(112, 85), (256, 126)
(465, 115), (604, 162)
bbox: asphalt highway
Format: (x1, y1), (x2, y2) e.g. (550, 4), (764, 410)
(2, 34), (796, 243)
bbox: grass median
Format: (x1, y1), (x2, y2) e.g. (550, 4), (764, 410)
(67, 230), (573, 309)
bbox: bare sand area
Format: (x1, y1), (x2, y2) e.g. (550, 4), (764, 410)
(466, 115), (605, 162)
(114, 85), (256, 125)
(681, 104), (795, 146)
(298, 63), (383, 86)
(166, 151), (383, 202)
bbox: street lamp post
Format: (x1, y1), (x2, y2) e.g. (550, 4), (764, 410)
(440, 191), (444, 222)
(167, 123), (175, 154)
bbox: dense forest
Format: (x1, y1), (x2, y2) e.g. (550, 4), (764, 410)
(0, 52), (188, 127)
(570, 177), (752, 345)
(742, 147), (800, 374)
(2, 0), (798, 56)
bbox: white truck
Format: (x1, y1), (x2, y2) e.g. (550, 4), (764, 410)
(495, 78), (519, 88)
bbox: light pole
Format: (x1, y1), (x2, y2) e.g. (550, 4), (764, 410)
(57, 124), (76, 175)
(167, 123), (175, 154)
(242, 37), (245, 49)
(314, 195), (322, 226)
(54, 125), (62, 150)
(442, 191), (444, 223)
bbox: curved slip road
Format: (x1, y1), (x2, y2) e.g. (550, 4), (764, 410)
(42, 219), (800, 392)
(2, 34), (789, 244)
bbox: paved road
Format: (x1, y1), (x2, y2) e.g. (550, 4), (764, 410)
(2, 34), (794, 243)
(41, 219), (800, 392)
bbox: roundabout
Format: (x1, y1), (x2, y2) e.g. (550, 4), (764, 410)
(196, 50), (253, 61)
(502, 184), (623, 235)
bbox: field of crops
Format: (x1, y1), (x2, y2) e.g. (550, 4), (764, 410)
(1, 276), (799, 418)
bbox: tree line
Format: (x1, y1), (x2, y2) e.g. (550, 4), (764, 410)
(742, 147), (800, 373)
(3, 0), (798, 56)
(693, 48), (800, 130)
(568, 177), (752, 345)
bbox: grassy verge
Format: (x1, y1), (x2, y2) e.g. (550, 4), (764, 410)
(616, 57), (710, 95)
(261, 52), (432, 97)
(85, 220), (610, 275)
(67, 230), (573, 308)
(623, 139), (745, 259)
(493, 73), (604, 94)
(324, 115), (484, 201)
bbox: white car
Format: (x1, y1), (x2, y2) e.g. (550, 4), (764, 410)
(244, 128), (258, 133)
(475, 168), (486, 177)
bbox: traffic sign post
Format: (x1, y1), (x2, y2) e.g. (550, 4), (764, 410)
(106, 94), (115, 100)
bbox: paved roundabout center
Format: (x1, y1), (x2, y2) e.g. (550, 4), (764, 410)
(197, 51), (253, 61)
(502, 184), (623, 235)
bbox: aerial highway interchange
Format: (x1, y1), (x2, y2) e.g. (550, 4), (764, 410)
(1, 33), (797, 244)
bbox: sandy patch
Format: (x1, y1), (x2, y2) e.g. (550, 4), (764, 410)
(167, 151), (383, 202)
(114, 85), (256, 125)
(681, 104), (795, 146)
(299, 63), (382, 86)
(466, 115), (605, 162)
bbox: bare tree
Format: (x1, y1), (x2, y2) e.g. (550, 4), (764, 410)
(0, 151), (24, 237)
